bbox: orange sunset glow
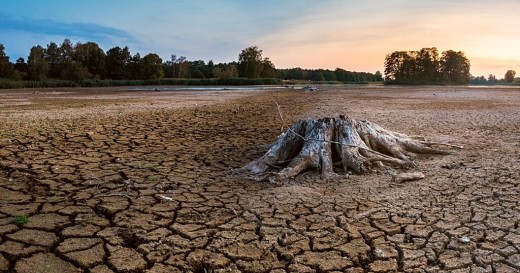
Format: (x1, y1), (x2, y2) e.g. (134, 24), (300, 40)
(254, 1), (520, 77)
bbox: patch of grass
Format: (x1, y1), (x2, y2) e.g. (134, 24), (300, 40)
(147, 175), (160, 182)
(13, 215), (29, 227)
(143, 163), (157, 172)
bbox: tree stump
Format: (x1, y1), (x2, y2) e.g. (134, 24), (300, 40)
(237, 115), (461, 181)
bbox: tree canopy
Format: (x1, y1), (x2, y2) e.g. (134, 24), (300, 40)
(384, 47), (470, 84)
(238, 46), (266, 79)
(0, 44), (13, 78)
(505, 70), (516, 83)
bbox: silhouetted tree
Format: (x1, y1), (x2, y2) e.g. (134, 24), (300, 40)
(488, 74), (498, 84)
(470, 75), (487, 85)
(505, 70), (516, 83)
(385, 48), (470, 84)
(440, 50), (470, 84)
(417, 47), (440, 82)
(384, 51), (412, 81)
(374, 71), (383, 81)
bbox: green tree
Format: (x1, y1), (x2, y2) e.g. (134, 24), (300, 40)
(58, 39), (74, 78)
(12, 57), (28, 80)
(0, 44), (13, 78)
(213, 63), (238, 79)
(238, 46), (264, 78)
(260, 57), (277, 78)
(313, 72), (325, 81)
(206, 60), (215, 78)
(28, 45), (49, 81)
(175, 56), (189, 78)
(127, 53), (143, 80)
(141, 53), (163, 79)
(189, 60), (206, 78)
(106, 46), (131, 80)
(504, 70), (516, 83)
(440, 50), (470, 84)
(45, 42), (62, 78)
(74, 42), (106, 79)
(62, 63), (91, 81)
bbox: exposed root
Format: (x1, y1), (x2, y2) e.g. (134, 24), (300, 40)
(334, 116), (412, 174)
(237, 120), (306, 176)
(237, 115), (460, 181)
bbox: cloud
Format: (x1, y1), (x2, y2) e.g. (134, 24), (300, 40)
(0, 14), (135, 45)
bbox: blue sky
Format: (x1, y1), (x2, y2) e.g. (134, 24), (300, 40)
(1, 0), (520, 76)
(1, 1), (321, 62)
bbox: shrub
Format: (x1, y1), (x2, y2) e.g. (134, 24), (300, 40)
(13, 215), (29, 227)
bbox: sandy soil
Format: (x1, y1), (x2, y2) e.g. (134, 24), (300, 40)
(0, 85), (519, 272)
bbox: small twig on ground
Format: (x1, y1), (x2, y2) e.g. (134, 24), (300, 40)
(157, 194), (173, 201)
(392, 172), (425, 183)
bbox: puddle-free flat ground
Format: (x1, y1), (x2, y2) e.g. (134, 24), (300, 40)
(0, 85), (519, 272)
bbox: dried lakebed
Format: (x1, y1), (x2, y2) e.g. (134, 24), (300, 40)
(0, 86), (519, 272)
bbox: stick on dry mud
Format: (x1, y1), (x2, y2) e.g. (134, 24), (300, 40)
(392, 171), (426, 183)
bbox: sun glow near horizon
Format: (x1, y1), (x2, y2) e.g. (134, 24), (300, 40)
(255, 0), (520, 78)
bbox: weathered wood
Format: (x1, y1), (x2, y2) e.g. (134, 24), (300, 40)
(238, 120), (306, 175)
(392, 172), (425, 183)
(237, 115), (458, 181)
(355, 120), (451, 161)
(278, 118), (335, 180)
(335, 116), (409, 174)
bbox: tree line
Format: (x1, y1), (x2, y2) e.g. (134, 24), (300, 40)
(278, 68), (383, 83)
(470, 70), (518, 85)
(0, 41), (380, 85)
(384, 47), (471, 84)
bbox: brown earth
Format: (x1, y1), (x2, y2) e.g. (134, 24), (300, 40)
(0, 85), (519, 272)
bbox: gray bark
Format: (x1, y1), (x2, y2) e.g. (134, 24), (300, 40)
(237, 116), (457, 181)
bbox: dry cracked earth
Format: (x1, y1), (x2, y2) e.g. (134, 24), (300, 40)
(0, 86), (519, 273)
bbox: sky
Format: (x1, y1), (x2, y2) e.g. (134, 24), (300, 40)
(1, 0), (519, 77)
